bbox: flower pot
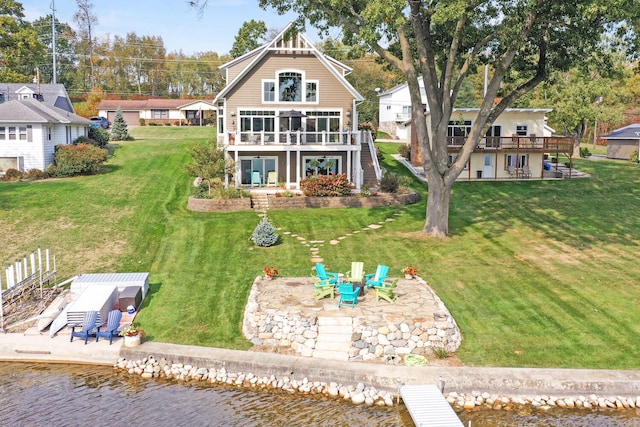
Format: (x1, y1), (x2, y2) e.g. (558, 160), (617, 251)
(404, 274), (414, 279)
(124, 334), (141, 347)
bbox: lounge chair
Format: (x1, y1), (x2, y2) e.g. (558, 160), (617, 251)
(69, 310), (98, 344)
(266, 171), (277, 187)
(95, 309), (123, 345)
(338, 283), (360, 308)
(251, 171), (262, 187)
(313, 263), (339, 286)
(375, 278), (399, 304)
(313, 281), (335, 300)
(345, 262), (364, 285)
(365, 265), (389, 289)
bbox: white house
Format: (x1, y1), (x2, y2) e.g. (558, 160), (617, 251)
(377, 77), (426, 140)
(0, 98), (91, 173)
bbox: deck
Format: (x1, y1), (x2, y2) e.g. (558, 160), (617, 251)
(400, 384), (464, 427)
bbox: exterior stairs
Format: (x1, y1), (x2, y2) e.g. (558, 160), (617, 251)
(360, 141), (380, 188)
(251, 193), (269, 211)
(312, 316), (353, 361)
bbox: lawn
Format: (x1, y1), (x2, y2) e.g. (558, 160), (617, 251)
(1, 127), (640, 368)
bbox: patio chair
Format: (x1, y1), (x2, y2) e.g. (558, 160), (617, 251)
(313, 263), (339, 286)
(95, 309), (123, 345)
(338, 283), (360, 308)
(251, 171), (262, 187)
(345, 262), (364, 285)
(313, 281), (335, 300)
(375, 278), (399, 304)
(522, 165), (532, 178)
(266, 171), (277, 187)
(69, 310), (98, 344)
(365, 265), (389, 289)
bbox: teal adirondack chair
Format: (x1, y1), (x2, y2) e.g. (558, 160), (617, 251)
(338, 283), (360, 308)
(95, 309), (123, 345)
(313, 263), (339, 286)
(69, 310), (98, 344)
(345, 262), (364, 284)
(375, 278), (399, 304)
(365, 265), (389, 289)
(251, 171), (262, 187)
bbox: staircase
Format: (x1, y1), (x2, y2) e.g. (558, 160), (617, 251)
(250, 193), (269, 211)
(312, 316), (353, 361)
(360, 141), (380, 188)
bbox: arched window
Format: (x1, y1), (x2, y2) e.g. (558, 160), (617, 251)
(279, 72), (302, 102)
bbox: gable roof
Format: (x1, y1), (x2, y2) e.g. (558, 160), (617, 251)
(214, 23), (363, 103)
(0, 83), (75, 113)
(601, 123), (640, 140)
(97, 98), (215, 110)
(0, 98), (91, 125)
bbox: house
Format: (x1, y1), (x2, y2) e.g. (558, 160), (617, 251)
(601, 123), (640, 160)
(408, 108), (574, 180)
(377, 77), (426, 140)
(0, 83), (75, 113)
(97, 99), (216, 127)
(0, 98), (90, 173)
(213, 24), (380, 190)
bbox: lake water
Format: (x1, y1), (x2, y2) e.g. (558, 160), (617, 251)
(1, 362), (639, 426)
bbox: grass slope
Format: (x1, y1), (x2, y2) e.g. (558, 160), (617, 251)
(1, 128), (639, 368)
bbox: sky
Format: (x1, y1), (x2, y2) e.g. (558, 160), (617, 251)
(19, 0), (331, 55)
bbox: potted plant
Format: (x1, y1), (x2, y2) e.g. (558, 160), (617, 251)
(264, 266), (279, 280)
(402, 265), (418, 279)
(120, 323), (145, 347)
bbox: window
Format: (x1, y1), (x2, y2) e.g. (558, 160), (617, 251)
(0, 93), (4, 103)
(306, 81), (317, 102)
(8, 127), (16, 140)
(448, 154), (469, 170)
(0, 127), (5, 140)
(47, 127), (52, 140)
(279, 72), (302, 102)
(448, 120), (472, 137)
(516, 125), (528, 136)
(506, 154), (528, 168)
(263, 81), (275, 102)
(18, 127), (27, 140)
(239, 110), (275, 142)
(151, 109), (169, 119)
(306, 111), (341, 142)
(304, 156), (340, 176)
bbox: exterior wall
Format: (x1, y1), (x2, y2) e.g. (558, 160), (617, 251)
(378, 86), (411, 138)
(435, 109), (548, 137)
(606, 139), (639, 160)
(458, 151), (544, 180)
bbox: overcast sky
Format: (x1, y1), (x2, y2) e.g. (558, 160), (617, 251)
(20, 0), (329, 55)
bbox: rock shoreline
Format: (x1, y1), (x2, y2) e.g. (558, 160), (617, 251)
(114, 355), (640, 414)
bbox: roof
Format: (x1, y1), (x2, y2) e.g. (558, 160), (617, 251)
(97, 99), (216, 110)
(214, 23), (363, 103)
(601, 123), (640, 140)
(0, 83), (74, 113)
(0, 98), (91, 125)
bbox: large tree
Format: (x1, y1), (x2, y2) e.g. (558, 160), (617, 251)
(0, 0), (46, 82)
(73, 0), (98, 90)
(230, 19), (267, 58)
(251, 0), (639, 236)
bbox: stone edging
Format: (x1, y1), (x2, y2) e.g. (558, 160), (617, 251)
(242, 276), (462, 362)
(187, 196), (252, 212)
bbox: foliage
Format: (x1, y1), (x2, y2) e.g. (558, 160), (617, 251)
(110, 108), (129, 141)
(53, 143), (108, 176)
(631, 150), (639, 163)
(25, 169), (46, 181)
(300, 173), (352, 197)
(209, 186), (250, 199)
(120, 323), (145, 338)
(398, 143), (411, 161)
(264, 266), (279, 277)
(380, 172), (400, 193)
(230, 19), (267, 58)
(252, 215), (279, 247)
(185, 139), (233, 196)
(402, 265), (418, 276)
(580, 147), (591, 158)
(2, 168), (23, 181)
(0, 1), (46, 82)
(433, 345), (450, 359)
(139, 118), (146, 126)
(88, 127), (110, 147)
(74, 87), (106, 118)
(358, 122), (376, 140)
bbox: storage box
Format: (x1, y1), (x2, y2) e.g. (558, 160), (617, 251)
(118, 286), (142, 312)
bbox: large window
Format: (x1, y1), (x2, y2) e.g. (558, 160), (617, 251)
(448, 120), (472, 137)
(306, 112), (341, 143)
(506, 154), (528, 168)
(304, 156), (340, 177)
(239, 110), (275, 143)
(279, 72), (302, 102)
(151, 109), (169, 119)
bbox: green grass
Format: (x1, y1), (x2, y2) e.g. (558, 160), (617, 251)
(2, 128), (640, 368)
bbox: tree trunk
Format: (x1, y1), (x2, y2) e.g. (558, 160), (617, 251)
(423, 175), (451, 238)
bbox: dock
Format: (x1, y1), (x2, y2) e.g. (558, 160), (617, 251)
(400, 384), (463, 427)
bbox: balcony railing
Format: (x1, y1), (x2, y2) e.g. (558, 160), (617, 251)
(447, 135), (574, 153)
(229, 130), (359, 146)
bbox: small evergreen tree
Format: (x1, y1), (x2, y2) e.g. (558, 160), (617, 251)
(110, 108), (129, 141)
(252, 215), (279, 247)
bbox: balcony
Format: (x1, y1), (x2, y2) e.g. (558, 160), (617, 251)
(228, 130), (360, 146)
(447, 135), (575, 154)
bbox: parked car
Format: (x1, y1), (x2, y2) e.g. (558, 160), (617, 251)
(89, 116), (110, 129)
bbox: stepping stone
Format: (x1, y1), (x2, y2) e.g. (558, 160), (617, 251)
(283, 231), (291, 234)
(338, 236), (346, 240)
(311, 257), (323, 263)
(385, 218), (395, 222)
(368, 224), (382, 229)
(329, 240), (339, 245)
(297, 236), (306, 241)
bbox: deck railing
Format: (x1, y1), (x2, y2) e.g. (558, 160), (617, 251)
(230, 130), (359, 146)
(447, 135), (574, 153)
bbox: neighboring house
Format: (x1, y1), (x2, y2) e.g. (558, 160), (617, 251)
(408, 108), (574, 180)
(213, 23), (380, 190)
(97, 99), (216, 127)
(0, 98), (91, 173)
(377, 77), (426, 140)
(0, 83), (75, 113)
(601, 123), (640, 160)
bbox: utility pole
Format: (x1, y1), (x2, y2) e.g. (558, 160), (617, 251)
(51, 0), (57, 84)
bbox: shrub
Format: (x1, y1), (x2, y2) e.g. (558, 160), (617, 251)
(300, 173), (352, 197)
(358, 122), (377, 141)
(398, 143), (411, 160)
(376, 146), (384, 162)
(88, 127), (109, 147)
(252, 215), (279, 247)
(53, 143), (108, 176)
(210, 186), (250, 199)
(148, 122), (157, 126)
(139, 118), (146, 126)
(380, 172), (400, 193)
(580, 147), (591, 158)
(164, 122), (172, 126)
(630, 150), (638, 163)
(74, 135), (92, 145)
(3, 168), (23, 181)
(25, 169), (46, 181)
